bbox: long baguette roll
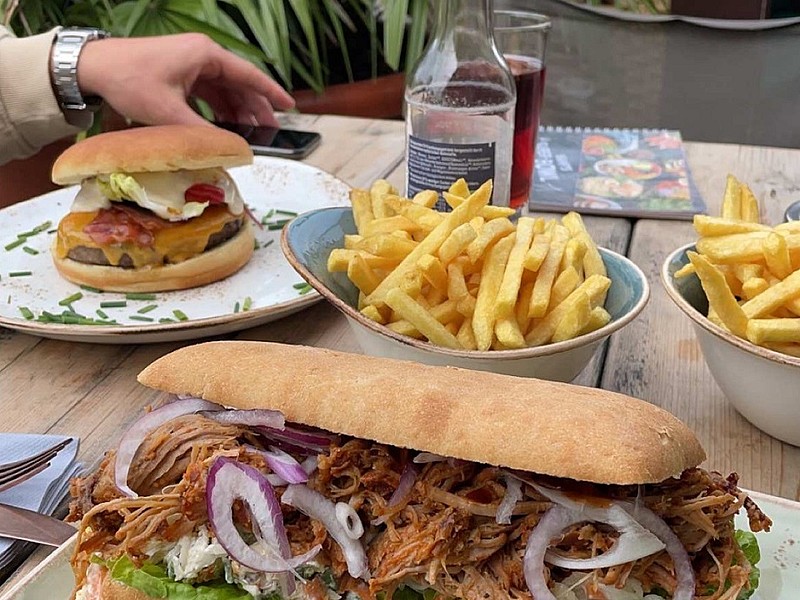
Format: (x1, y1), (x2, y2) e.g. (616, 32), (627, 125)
(138, 341), (705, 485)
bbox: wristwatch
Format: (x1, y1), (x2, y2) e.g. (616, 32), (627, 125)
(50, 27), (110, 129)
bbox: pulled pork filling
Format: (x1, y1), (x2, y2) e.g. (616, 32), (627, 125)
(68, 414), (771, 600)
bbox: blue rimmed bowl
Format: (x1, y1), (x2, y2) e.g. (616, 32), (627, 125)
(282, 207), (649, 382)
(662, 243), (800, 446)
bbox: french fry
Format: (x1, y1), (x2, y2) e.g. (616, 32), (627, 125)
(438, 223), (478, 264)
(369, 179), (395, 219)
(361, 215), (421, 237)
(443, 191), (516, 220)
(360, 304), (385, 324)
(524, 233), (551, 272)
(763, 232), (793, 279)
(733, 263), (762, 283)
(350, 188), (374, 234)
(741, 269), (800, 319)
(529, 225), (570, 318)
(673, 263), (696, 278)
(413, 189), (438, 208)
(549, 266), (581, 309)
(457, 293), (477, 318)
(552, 291), (591, 343)
(740, 183), (760, 223)
(525, 275), (611, 346)
(398, 270), (423, 298)
(445, 320), (461, 336)
(515, 281), (535, 334)
(426, 286), (446, 306)
(763, 342), (800, 357)
(366, 180), (493, 305)
(495, 316), (526, 349)
(384, 195), (443, 233)
(693, 215), (769, 236)
(344, 234), (364, 249)
(495, 217), (537, 318)
(418, 254), (448, 293)
(347, 254), (383, 295)
(447, 261), (469, 301)
(581, 306), (612, 335)
(469, 216), (485, 233)
(466, 218), (515, 264)
(721, 174), (742, 220)
(746, 319), (800, 344)
(561, 211), (606, 278)
(473, 235), (515, 350)
(328, 249), (400, 272)
(456, 318), (477, 350)
(560, 236), (587, 277)
(385, 289), (462, 348)
(741, 277), (769, 300)
(687, 251), (748, 337)
(695, 231), (800, 264)
(449, 178), (470, 198)
(353, 233), (418, 259)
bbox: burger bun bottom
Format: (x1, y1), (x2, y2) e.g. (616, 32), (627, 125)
(52, 220), (254, 293)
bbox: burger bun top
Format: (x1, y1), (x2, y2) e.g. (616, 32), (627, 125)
(52, 124), (253, 185)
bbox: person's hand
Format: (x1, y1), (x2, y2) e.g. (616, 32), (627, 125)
(77, 33), (295, 128)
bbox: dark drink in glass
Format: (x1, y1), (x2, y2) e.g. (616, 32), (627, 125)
(506, 55), (546, 211)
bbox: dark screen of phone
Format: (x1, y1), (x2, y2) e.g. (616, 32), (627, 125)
(216, 122), (318, 150)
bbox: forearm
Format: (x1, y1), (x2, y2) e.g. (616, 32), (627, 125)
(0, 26), (80, 165)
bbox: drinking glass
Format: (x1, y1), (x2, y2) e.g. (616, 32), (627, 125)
(493, 11), (551, 212)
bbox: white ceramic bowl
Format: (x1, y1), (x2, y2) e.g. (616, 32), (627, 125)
(282, 207), (650, 382)
(662, 243), (800, 446)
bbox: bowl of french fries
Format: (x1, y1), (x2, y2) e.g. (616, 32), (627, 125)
(661, 175), (800, 446)
(281, 178), (649, 382)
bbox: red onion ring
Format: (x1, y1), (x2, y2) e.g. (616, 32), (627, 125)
(114, 398), (221, 497)
(206, 457), (320, 585)
(281, 484), (369, 579)
(259, 424), (334, 453)
(620, 501), (695, 600)
(200, 409), (285, 430)
(496, 474), (522, 525)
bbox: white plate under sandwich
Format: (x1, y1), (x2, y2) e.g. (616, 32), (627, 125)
(0, 157), (350, 344)
(1, 490), (798, 599)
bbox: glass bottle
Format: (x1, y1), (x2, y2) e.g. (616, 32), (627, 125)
(405, 0), (516, 208)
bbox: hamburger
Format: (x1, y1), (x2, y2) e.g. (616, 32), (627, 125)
(51, 125), (255, 292)
(68, 341), (770, 600)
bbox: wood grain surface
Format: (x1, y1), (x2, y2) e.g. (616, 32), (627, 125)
(2, 117), (800, 594)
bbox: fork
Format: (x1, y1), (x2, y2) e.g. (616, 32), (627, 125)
(0, 438), (72, 493)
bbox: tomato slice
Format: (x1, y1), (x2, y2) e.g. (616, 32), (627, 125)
(185, 183), (225, 205)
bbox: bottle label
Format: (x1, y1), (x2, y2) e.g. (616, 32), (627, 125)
(407, 135), (495, 210)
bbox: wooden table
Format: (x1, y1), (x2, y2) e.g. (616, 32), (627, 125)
(2, 113), (800, 592)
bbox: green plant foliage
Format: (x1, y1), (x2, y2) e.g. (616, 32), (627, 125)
(1, 0), (429, 92)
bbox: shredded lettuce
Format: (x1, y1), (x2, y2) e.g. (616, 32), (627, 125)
(735, 530), (761, 600)
(98, 173), (148, 205)
(378, 587), (438, 600)
(99, 555), (250, 600)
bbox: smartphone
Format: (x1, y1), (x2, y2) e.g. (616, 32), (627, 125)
(214, 121), (322, 159)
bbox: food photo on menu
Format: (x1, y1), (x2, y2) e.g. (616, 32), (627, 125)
(2, 1), (800, 599)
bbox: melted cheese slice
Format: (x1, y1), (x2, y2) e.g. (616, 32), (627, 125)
(56, 204), (241, 269)
(71, 168), (244, 222)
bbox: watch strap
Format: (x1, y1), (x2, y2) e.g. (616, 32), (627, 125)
(51, 27), (109, 128)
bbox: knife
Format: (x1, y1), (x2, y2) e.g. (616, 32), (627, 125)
(0, 503), (76, 546)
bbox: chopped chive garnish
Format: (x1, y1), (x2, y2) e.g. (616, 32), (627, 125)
(100, 300), (127, 308)
(261, 209), (275, 224)
(22, 246), (39, 255)
(58, 292), (83, 306)
(32, 221), (52, 234)
(158, 317), (176, 324)
(233, 301), (240, 313)
(47, 229), (57, 234)
(9, 271), (32, 277)
(129, 315), (154, 322)
(267, 224), (283, 231)
(96, 309), (109, 319)
(60, 309), (86, 319)
(125, 292), (156, 301)
(253, 240), (260, 250)
(263, 240), (274, 248)
(275, 209), (298, 216)
(137, 304), (158, 314)
(80, 285), (103, 293)
(18, 307), (34, 320)
(243, 296), (253, 311)
(298, 284), (313, 295)
(173, 309), (188, 321)
(4, 238), (25, 251)
(293, 282), (308, 289)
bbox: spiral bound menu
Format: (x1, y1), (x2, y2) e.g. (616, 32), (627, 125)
(530, 127), (706, 220)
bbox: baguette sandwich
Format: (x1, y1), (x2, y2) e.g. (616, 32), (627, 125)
(68, 341), (771, 600)
(51, 125), (255, 292)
